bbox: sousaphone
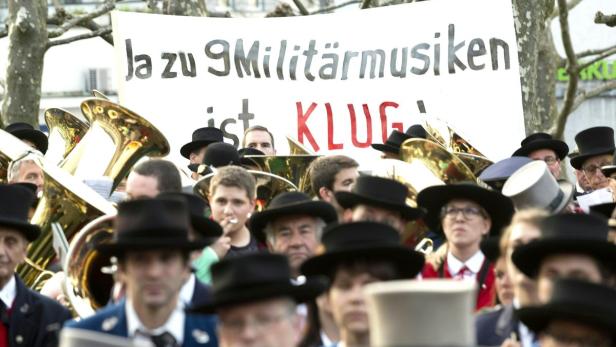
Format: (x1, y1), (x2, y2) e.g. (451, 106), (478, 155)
(44, 108), (88, 165)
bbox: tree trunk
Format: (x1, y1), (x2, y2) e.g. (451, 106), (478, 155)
(1, 0), (48, 127)
(164, 0), (208, 16)
(512, 0), (554, 135)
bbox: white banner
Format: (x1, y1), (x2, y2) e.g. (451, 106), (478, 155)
(111, 0), (525, 167)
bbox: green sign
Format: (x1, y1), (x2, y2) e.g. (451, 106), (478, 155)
(557, 60), (616, 81)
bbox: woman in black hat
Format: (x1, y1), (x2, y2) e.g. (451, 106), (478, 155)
(417, 182), (514, 311)
(301, 222), (425, 347)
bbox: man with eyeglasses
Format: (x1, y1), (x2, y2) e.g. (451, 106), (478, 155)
(418, 182), (514, 310)
(512, 133), (569, 179)
(569, 126), (615, 192)
(191, 253), (326, 347)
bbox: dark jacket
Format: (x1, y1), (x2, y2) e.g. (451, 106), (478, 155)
(475, 304), (519, 347)
(7, 275), (72, 347)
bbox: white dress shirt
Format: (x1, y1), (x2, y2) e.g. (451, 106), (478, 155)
(179, 273), (196, 307)
(447, 250), (485, 281)
(0, 275), (17, 308)
(125, 298), (185, 345)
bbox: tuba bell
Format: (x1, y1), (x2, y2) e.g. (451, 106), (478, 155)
(64, 214), (115, 318)
(44, 108), (89, 165)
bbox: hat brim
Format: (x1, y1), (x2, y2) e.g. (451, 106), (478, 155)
(11, 129), (48, 154)
(191, 216), (223, 240)
(249, 201), (338, 242)
(570, 147), (615, 169)
(96, 237), (210, 256)
(512, 239), (616, 278)
(554, 180), (575, 214)
(512, 140), (569, 160)
(601, 165), (616, 178)
(335, 191), (424, 221)
(180, 140), (218, 159)
(517, 304), (616, 339)
(190, 277), (327, 314)
(301, 246), (425, 280)
(0, 218), (40, 242)
(371, 143), (400, 154)
(417, 185), (513, 236)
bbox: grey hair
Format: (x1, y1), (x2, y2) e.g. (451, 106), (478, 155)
(264, 217), (326, 246)
(7, 151), (43, 183)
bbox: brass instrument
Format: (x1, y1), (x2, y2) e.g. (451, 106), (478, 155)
(0, 129), (40, 183)
(92, 89), (110, 100)
(44, 108), (88, 165)
(421, 118), (493, 175)
(61, 99), (170, 190)
(194, 169), (297, 211)
(64, 214), (115, 318)
(287, 136), (313, 155)
(18, 162), (116, 289)
(243, 155), (319, 195)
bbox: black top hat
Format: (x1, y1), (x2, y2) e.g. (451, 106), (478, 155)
(191, 253), (327, 314)
(512, 132), (569, 159)
(180, 127), (224, 159)
(97, 198), (209, 256)
(570, 126), (615, 170)
(512, 213), (616, 278)
(238, 147), (265, 168)
(0, 184), (40, 242)
(157, 192), (222, 241)
(416, 182), (514, 237)
(371, 130), (411, 155)
(335, 176), (424, 221)
(5, 122), (48, 154)
(249, 192), (337, 243)
(590, 202), (616, 220)
(517, 278), (616, 340)
(203, 142), (241, 167)
(600, 154), (616, 178)
(405, 124), (428, 139)
(479, 156), (533, 191)
(301, 221), (425, 279)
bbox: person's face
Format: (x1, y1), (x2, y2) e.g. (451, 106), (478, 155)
(507, 222), (541, 306)
(217, 298), (300, 347)
(441, 199), (490, 250)
(348, 204), (406, 234)
(326, 270), (378, 337)
(210, 185), (255, 234)
(266, 215), (320, 276)
(575, 169), (592, 192)
(581, 154), (612, 191)
(118, 250), (188, 311)
(540, 320), (612, 347)
(0, 228), (28, 285)
(537, 254), (602, 303)
(494, 257), (514, 306)
(529, 149), (561, 178)
(189, 146), (208, 165)
(125, 172), (159, 200)
(14, 161), (44, 194)
(332, 168), (359, 193)
(244, 130), (275, 156)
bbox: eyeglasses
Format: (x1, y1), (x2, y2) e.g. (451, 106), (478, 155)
(538, 156), (558, 165)
(441, 206), (485, 219)
(219, 311), (293, 334)
(582, 162), (611, 176)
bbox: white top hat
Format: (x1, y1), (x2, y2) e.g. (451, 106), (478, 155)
(501, 161), (574, 214)
(364, 279), (476, 347)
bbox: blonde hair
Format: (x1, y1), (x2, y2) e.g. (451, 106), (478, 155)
(499, 208), (548, 256)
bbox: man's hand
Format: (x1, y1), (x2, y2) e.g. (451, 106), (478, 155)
(210, 236), (231, 259)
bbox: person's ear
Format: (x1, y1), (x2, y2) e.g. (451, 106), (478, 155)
(319, 187), (333, 202)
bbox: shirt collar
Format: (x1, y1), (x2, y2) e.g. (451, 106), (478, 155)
(125, 298), (185, 344)
(447, 250), (485, 275)
(179, 273), (196, 306)
(0, 275), (17, 308)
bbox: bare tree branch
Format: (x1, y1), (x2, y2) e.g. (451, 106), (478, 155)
(595, 11), (616, 27)
(292, 0), (310, 15)
(552, 0), (578, 140)
(576, 44), (616, 59)
(570, 81), (616, 114)
(47, 1), (115, 39)
(46, 27), (112, 50)
(578, 45), (616, 71)
(360, 0), (371, 9)
(311, 0), (361, 14)
(550, 0), (581, 19)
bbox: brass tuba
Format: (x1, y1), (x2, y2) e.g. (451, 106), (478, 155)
(421, 118), (493, 176)
(44, 108), (89, 165)
(64, 214), (115, 318)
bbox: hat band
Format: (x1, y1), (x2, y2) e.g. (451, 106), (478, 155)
(547, 189), (565, 212)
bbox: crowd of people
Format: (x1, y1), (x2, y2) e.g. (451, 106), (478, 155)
(1, 120), (616, 347)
